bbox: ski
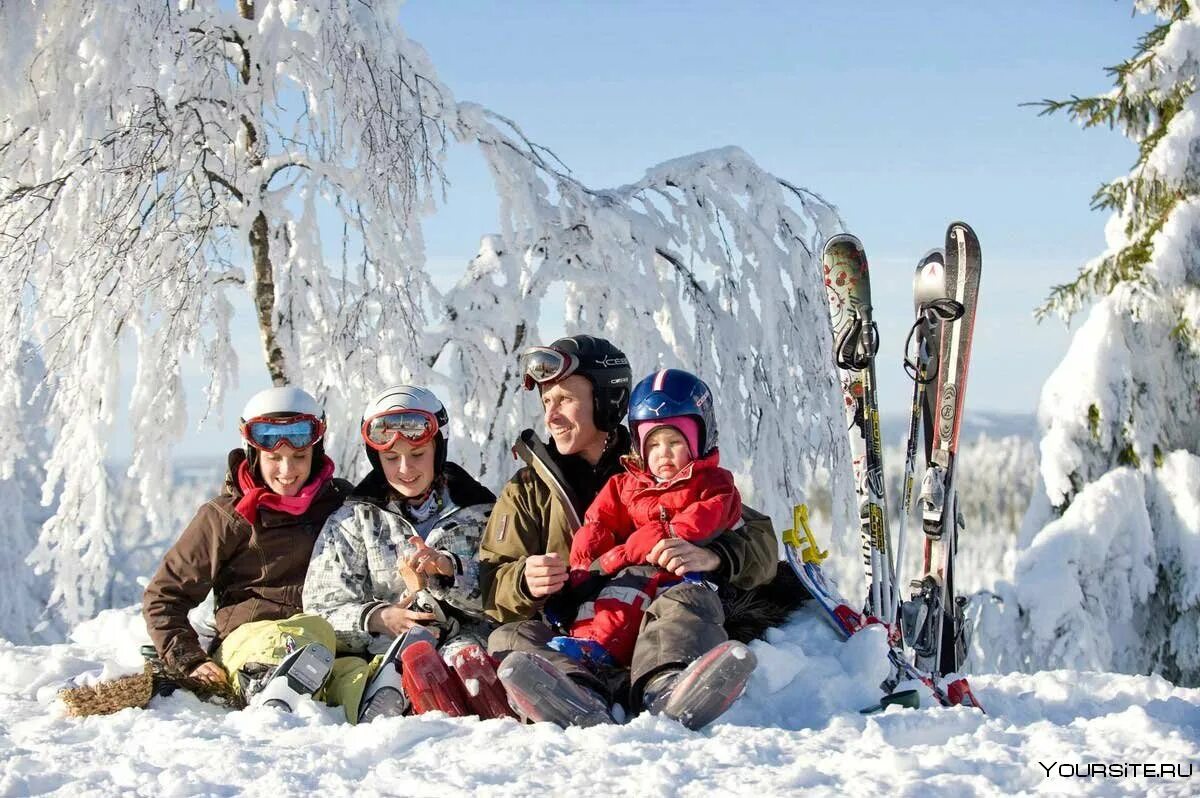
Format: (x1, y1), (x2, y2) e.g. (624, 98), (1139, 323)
(782, 504), (872, 637)
(821, 233), (895, 623)
(782, 504), (983, 712)
(892, 251), (964, 644)
(903, 222), (982, 677)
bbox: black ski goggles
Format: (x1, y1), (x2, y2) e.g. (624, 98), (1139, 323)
(519, 346), (581, 391)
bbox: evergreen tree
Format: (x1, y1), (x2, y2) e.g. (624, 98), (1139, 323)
(976, 1), (1200, 683)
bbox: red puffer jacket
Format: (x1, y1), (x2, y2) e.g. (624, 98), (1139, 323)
(570, 451), (743, 575)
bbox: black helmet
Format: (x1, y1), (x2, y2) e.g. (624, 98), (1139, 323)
(521, 335), (632, 432)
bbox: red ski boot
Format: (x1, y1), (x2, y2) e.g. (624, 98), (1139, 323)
(446, 644), (515, 720)
(400, 640), (470, 716)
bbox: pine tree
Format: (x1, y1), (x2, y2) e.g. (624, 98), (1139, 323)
(978, 1), (1200, 683)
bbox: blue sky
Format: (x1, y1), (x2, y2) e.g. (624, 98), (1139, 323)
(151, 2), (1155, 457)
(402, 1), (1152, 419)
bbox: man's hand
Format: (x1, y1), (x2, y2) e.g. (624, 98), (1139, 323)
(648, 538), (720, 576)
(369, 603), (441, 638)
(406, 536), (455, 577)
(523, 552), (569, 598)
(188, 660), (228, 687)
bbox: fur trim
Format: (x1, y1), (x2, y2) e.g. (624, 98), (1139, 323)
(59, 664), (155, 717)
(720, 566), (812, 644)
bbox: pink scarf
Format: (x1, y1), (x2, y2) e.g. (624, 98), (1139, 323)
(235, 456), (335, 524)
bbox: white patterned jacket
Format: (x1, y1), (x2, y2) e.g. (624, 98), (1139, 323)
(303, 462), (495, 655)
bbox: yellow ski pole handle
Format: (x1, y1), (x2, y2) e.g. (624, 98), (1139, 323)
(782, 503), (828, 565)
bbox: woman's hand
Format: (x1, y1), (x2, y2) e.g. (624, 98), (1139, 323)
(647, 538), (720, 576)
(369, 602), (440, 638)
(407, 536), (455, 577)
(188, 660), (228, 687)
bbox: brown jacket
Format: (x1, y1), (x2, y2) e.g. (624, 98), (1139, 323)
(142, 450), (350, 674)
(478, 429), (779, 624)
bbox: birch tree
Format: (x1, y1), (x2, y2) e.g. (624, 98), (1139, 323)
(0, 0), (451, 624)
(1, 1), (850, 631)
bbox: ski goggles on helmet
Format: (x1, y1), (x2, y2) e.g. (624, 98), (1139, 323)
(519, 346), (581, 390)
(361, 408), (440, 451)
(240, 414), (325, 452)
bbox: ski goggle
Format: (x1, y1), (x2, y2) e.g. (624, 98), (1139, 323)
(361, 408), (440, 451)
(240, 414), (325, 452)
(519, 346), (580, 391)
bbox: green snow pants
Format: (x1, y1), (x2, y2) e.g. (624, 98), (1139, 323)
(213, 613), (378, 723)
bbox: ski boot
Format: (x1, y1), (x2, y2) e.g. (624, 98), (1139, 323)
(358, 627), (438, 723)
(445, 643), (515, 720)
(496, 651), (613, 728)
(401, 639), (470, 716)
(643, 640), (757, 730)
(247, 642), (334, 712)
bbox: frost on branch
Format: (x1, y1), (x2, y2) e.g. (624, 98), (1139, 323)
(438, 106), (851, 535)
(0, 345), (54, 642)
(0, 0), (451, 627)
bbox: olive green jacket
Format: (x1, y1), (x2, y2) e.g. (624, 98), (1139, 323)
(478, 430), (779, 624)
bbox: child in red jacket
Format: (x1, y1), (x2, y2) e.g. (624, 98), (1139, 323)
(557, 369), (742, 668)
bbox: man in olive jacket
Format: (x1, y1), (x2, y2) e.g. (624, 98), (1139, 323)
(479, 335), (778, 727)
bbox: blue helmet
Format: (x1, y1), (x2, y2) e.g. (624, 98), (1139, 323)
(628, 369), (718, 457)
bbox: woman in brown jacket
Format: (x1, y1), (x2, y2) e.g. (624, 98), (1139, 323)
(142, 386), (350, 710)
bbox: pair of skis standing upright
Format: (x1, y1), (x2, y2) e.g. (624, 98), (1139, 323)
(784, 222), (983, 712)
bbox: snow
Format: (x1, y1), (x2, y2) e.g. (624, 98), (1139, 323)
(2, 606), (1198, 797)
(969, 2), (1200, 686)
(0, 0), (1198, 793)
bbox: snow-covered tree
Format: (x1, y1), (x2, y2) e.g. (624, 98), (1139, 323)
(0, 0), (452, 627)
(1, 2), (849, 631)
(439, 108), (851, 530)
(974, 1), (1200, 683)
(0, 345), (54, 643)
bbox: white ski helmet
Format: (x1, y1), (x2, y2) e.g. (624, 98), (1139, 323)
(239, 386), (326, 468)
(360, 385), (450, 473)
(241, 386), (325, 423)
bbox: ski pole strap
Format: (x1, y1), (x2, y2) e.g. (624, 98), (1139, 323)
(512, 429), (584, 530)
(902, 318), (935, 384)
(924, 297), (965, 323)
(903, 298), (965, 382)
(833, 313), (879, 371)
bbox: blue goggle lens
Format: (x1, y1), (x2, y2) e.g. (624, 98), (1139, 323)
(246, 419), (318, 450)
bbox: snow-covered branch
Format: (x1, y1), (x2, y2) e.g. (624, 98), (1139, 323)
(446, 106), (852, 533)
(974, 2), (1200, 685)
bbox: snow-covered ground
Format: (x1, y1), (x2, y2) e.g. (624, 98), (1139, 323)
(2, 606), (1197, 797)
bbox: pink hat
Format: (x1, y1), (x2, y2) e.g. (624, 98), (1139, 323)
(635, 416), (701, 460)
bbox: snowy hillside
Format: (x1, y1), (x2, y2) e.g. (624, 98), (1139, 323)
(878, 410), (1037, 449)
(2, 606), (1197, 796)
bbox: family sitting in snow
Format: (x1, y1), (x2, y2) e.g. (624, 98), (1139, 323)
(139, 334), (779, 730)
